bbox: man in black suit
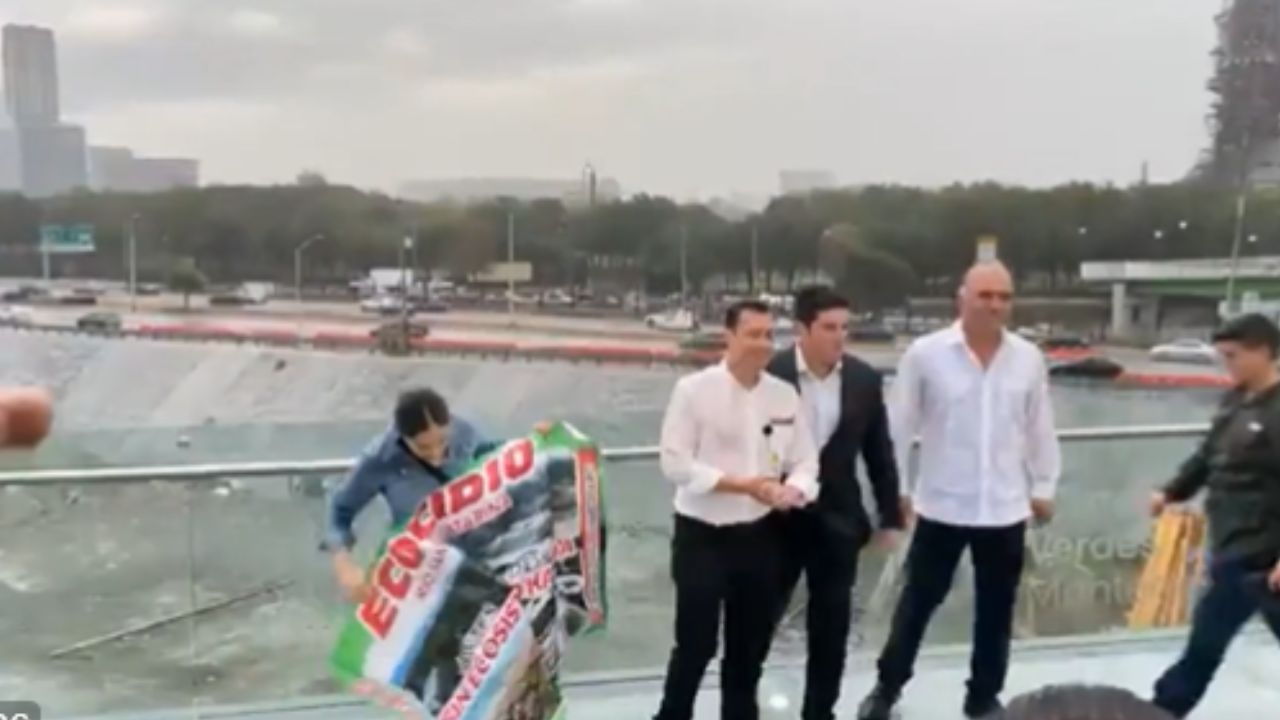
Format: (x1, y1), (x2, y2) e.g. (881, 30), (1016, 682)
(768, 286), (906, 720)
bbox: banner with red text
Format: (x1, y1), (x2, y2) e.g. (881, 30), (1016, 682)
(330, 422), (607, 719)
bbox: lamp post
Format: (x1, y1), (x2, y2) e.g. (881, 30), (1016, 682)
(506, 209), (516, 323)
(293, 234), (323, 305)
(128, 213), (140, 312)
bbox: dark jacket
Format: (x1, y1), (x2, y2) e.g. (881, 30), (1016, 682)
(1164, 384), (1280, 570)
(768, 347), (904, 545)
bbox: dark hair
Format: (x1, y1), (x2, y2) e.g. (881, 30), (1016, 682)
(394, 388), (450, 438)
(724, 299), (772, 330)
(1001, 685), (1174, 720)
(794, 285), (850, 328)
(1212, 313), (1280, 357)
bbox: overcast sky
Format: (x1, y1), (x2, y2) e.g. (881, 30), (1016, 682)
(1, 0), (1221, 199)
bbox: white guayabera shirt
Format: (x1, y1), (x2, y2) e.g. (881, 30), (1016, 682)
(890, 323), (1062, 528)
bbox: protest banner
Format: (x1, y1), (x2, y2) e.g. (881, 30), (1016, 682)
(331, 422), (607, 719)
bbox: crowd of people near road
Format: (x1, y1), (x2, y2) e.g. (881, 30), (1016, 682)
(5, 259), (1278, 719)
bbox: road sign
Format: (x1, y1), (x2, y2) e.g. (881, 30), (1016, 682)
(474, 261), (533, 283)
(39, 224), (95, 254)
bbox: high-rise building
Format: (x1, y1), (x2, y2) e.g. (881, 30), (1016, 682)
(2, 24), (87, 197)
(779, 170), (837, 195)
(0, 121), (19, 192)
(3, 25), (60, 127)
(89, 146), (199, 192)
(17, 124), (87, 197)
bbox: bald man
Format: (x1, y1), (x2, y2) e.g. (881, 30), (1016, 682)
(858, 262), (1062, 720)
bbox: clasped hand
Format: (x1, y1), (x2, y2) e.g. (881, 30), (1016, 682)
(748, 477), (808, 511)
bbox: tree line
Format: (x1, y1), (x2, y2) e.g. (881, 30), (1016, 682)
(2, 181), (1280, 310)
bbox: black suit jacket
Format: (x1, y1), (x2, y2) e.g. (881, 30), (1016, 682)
(768, 347), (904, 545)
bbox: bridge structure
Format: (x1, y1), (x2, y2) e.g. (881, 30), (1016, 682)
(1080, 255), (1280, 339)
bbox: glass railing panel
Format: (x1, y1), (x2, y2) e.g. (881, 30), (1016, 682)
(774, 430), (1205, 659)
(186, 470), (346, 709)
(3, 416), (1221, 717)
(1, 479), (194, 717)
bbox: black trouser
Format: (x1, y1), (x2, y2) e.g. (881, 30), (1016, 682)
(876, 517), (1026, 705)
(654, 513), (782, 720)
(776, 514), (862, 720)
(1153, 557), (1280, 718)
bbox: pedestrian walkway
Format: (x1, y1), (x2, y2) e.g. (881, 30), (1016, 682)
(71, 629), (1276, 719)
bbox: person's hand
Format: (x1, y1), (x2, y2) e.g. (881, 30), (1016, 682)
(778, 484), (809, 510)
(1268, 560), (1280, 594)
(1030, 499), (1055, 525)
(333, 552), (371, 604)
(533, 421), (553, 435)
(872, 529), (901, 552)
(750, 479), (787, 509)
(1149, 491), (1169, 518)
(899, 496), (916, 529)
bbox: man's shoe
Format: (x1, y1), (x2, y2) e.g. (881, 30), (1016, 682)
(963, 695), (1003, 719)
(857, 684), (900, 720)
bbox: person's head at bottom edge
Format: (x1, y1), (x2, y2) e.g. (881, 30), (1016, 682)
(999, 684), (1174, 720)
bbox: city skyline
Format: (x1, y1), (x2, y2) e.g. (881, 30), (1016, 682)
(1, 0), (1220, 200)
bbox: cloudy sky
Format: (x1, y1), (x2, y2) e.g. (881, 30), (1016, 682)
(1, 0), (1221, 198)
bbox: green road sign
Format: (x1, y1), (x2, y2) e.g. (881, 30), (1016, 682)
(39, 223), (95, 254)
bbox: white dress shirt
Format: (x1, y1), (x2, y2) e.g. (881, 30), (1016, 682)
(796, 346), (842, 451)
(890, 323), (1062, 528)
(660, 362), (821, 526)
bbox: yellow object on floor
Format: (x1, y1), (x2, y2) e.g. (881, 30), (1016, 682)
(1128, 510), (1206, 629)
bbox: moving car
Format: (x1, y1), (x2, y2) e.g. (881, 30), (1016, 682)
(77, 312), (123, 333)
(645, 308), (700, 332)
(1149, 338), (1218, 365)
(360, 295), (410, 316)
(678, 329), (726, 352)
(0, 305), (34, 326)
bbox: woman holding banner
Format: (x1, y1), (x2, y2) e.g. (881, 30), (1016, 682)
(322, 387), (548, 602)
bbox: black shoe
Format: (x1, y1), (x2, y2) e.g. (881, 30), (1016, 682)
(857, 684), (900, 720)
(963, 695), (1003, 719)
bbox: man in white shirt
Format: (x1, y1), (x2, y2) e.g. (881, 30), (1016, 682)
(859, 261), (1062, 720)
(654, 299), (821, 720)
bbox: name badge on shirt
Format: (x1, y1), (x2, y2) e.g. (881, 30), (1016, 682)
(764, 416), (795, 475)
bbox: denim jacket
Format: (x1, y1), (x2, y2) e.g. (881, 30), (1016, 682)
(322, 416), (497, 551)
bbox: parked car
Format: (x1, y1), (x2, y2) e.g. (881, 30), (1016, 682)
(0, 305), (34, 326)
(1149, 338), (1218, 365)
(77, 311), (122, 333)
(645, 308), (700, 332)
(136, 283), (164, 296)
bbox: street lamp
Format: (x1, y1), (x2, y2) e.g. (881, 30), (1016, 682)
(294, 234), (323, 304)
(128, 213), (140, 312)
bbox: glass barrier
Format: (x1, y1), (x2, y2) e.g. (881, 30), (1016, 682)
(0, 414), (1216, 715)
(6, 434), (1212, 717)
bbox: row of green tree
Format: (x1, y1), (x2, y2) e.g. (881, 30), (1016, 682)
(2, 181), (1279, 309)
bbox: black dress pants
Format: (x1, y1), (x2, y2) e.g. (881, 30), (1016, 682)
(654, 513), (782, 720)
(876, 516), (1026, 705)
(776, 514), (862, 720)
